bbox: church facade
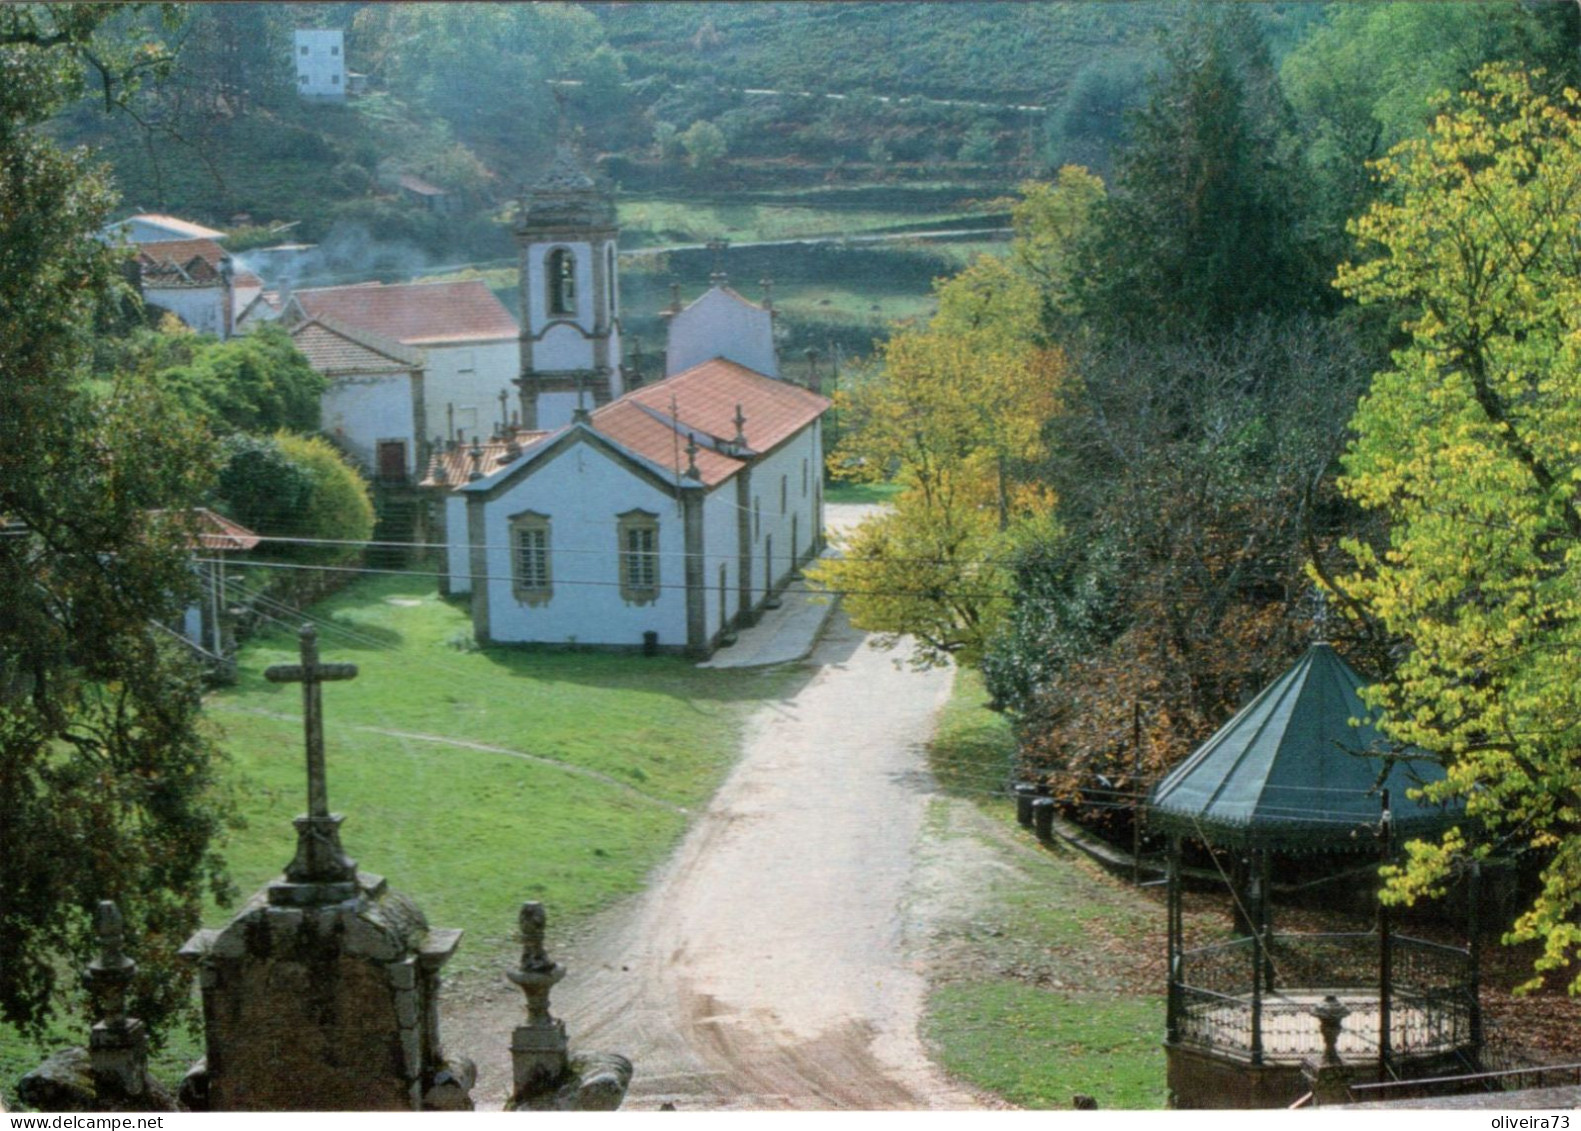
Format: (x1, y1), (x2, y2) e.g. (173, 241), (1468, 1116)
(427, 147), (829, 657)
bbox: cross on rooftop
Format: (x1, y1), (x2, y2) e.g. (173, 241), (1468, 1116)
(266, 624), (357, 820)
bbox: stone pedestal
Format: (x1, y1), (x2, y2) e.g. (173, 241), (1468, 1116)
(180, 871), (472, 1111)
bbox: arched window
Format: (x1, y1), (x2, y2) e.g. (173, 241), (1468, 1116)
(546, 248), (576, 317)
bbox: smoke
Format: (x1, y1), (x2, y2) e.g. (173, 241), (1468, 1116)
(235, 223), (443, 294)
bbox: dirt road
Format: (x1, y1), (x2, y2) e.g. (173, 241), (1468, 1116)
(448, 610), (984, 1110)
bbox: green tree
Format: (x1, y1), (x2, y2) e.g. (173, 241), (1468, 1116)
(216, 433), (374, 566)
(1334, 67), (1581, 990)
(1080, 5), (1317, 338)
(0, 4), (232, 1035)
(157, 324), (324, 435)
(681, 118), (727, 170)
(810, 261), (1064, 667)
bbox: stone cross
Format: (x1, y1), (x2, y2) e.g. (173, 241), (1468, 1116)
(266, 624), (357, 820)
(265, 624), (359, 898)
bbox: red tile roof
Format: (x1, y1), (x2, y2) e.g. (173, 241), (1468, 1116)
(594, 358), (829, 487)
(421, 428), (552, 488)
(291, 280), (518, 346)
(136, 238), (231, 286)
(290, 316), (424, 373)
(166, 508), (260, 551)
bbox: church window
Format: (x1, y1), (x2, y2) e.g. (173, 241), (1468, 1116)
(547, 248), (576, 317)
(510, 512), (552, 605)
(618, 510), (660, 604)
(802, 458), (809, 496)
(780, 475), (788, 515)
(753, 497), (761, 542)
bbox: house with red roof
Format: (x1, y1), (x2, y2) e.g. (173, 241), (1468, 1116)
(133, 237), (262, 338)
(289, 316), (429, 481)
(423, 357), (828, 657)
(276, 279), (520, 447)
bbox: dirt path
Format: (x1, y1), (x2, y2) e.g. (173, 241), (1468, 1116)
(445, 611), (987, 1110)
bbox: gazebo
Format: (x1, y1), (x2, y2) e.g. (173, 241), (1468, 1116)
(1147, 642), (1477, 1108)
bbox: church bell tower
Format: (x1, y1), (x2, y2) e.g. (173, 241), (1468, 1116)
(514, 145), (622, 430)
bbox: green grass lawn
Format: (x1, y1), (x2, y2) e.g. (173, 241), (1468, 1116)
(208, 571), (802, 949)
(824, 481), (902, 505)
(617, 195), (996, 248)
(919, 670), (1169, 1109)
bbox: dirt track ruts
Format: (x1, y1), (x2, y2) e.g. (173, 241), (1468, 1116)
(446, 610), (985, 1110)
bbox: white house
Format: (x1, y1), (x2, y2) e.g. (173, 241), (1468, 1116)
(289, 315), (427, 481)
(278, 280), (520, 444)
(664, 284), (778, 378)
(294, 29), (346, 102)
(134, 238), (261, 339)
(426, 358), (828, 657)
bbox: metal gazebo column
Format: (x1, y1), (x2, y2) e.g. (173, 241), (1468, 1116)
(1378, 790), (1393, 1081)
(1166, 837), (1182, 1045)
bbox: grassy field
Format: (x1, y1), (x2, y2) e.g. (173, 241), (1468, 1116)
(918, 669), (1170, 1109)
(0, 569), (803, 1108)
(617, 194), (1003, 248)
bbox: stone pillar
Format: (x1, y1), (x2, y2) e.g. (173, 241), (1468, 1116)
(505, 902), (632, 1112)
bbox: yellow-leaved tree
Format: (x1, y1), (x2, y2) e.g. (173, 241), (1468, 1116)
(809, 254), (1064, 667)
(1335, 66), (1581, 990)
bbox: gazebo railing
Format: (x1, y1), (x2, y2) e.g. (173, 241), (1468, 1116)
(1172, 932), (1477, 1062)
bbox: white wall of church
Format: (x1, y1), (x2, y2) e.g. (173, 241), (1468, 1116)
(534, 322), (593, 372)
(666, 290), (779, 378)
(535, 390), (582, 431)
(745, 425), (823, 605)
(445, 494), (471, 595)
(702, 487), (740, 641)
(424, 340), (518, 440)
(322, 372), (416, 474)
(475, 440), (689, 647)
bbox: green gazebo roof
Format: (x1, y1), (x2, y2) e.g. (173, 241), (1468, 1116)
(1146, 643), (1461, 853)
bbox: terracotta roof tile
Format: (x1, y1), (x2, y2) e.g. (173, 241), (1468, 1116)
(421, 428), (554, 488)
(290, 316), (425, 373)
(594, 359), (829, 487)
(292, 280), (518, 346)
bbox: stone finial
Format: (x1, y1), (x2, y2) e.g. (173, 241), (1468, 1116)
(668, 282), (682, 314)
(1312, 994), (1350, 1066)
(733, 404), (748, 449)
(707, 237), (728, 286)
(760, 276), (774, 311)
(507, 902), (569, 1102)
(683, 436), (701, 482)
(86, 902), (134, 1028)
(467, 437), (484, 482)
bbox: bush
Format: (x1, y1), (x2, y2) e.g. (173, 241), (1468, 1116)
(158, 325), (325, 435)
(216, 432), (374, 565)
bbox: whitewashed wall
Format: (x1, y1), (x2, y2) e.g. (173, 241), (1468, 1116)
(666, 289), (778, 378)
(744, 424), (822, 604)
(321, 371), (415, 474)
(475, 438), (688, 647)
(145, 286), (226, 337)
(702, 485), (740, 641)
(424, 340), (518, 439)
(444, 494), (471, 595)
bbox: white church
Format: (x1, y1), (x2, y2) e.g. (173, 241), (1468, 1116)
(424, 146), (830, 658)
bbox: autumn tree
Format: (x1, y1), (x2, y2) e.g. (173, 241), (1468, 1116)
(0, 5), (232, 1034)
(1334, 67), (1581, 990)
(985, 318), (1372, 808)
(809, 257), (1064, 667)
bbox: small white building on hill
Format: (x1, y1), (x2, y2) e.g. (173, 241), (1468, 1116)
(426, 358), (828, 657)
(273, 280), (520, 445)
(294, 29), (346, 102)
